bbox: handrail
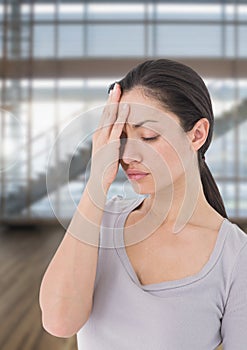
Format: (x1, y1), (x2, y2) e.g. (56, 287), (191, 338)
(3, 106), (90, 168)
(13, 106), (86, 153)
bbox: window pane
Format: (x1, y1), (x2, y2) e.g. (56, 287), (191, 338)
(240, 121), (247, 178)
(57, 79), (86, 104)
(206, 80), (236, 178)
(21, 4), (31, 21)
(146, 24), (153, 56)
(0, 4), (3, 21)
(87, 3), (145, 20)
(225, 25), (235, 58)
(58, 25), (84, 57)
(34, 4), (55, 20)
(156, 4), (222, 20)
(33, 25), (54, 57)
(20, 24), (30, 58)
(32, 102), (55, 137)
(225, 5), (235, 21)
(239, 183), (247, 218)
(87, 25), (145, 56)
(238, 5), (247, 21)
(32, 80), (55, 102)
(58, 4), (84, 20)
(7, 26), (23, 59)
(219, 182), (237, 217)
(239, 25), (247, 57)
(0, 23), (3, 58)
(239, 80), (247, 178)
(208, 129), (235, 178)
(206, 79), (237, 118)
(156, 25), (221, 57)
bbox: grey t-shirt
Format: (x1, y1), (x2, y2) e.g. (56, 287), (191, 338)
(77, 195), (247, 350)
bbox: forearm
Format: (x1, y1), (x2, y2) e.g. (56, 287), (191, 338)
(39, 180), (107, 337)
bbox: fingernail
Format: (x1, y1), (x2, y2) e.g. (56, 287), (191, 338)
(122, 103), (128, 110)
(113, 83), (118, 92)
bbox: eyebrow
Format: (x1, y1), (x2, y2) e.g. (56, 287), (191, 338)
(132, 120), (158, 128)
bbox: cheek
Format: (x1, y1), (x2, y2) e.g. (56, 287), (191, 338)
(148, 142), (185, 179)
(150, 142), (177, 166)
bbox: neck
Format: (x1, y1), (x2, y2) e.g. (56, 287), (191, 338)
(137, 166), (220, 234)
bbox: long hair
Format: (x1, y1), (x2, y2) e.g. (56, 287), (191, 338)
(109, 59), (228, 218)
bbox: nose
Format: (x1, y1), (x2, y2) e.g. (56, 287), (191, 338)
(120, 137), (142, 164)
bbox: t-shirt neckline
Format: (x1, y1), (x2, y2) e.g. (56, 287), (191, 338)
(113, 196), (230, 291)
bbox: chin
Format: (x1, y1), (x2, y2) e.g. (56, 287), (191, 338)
(129, 180), (154, 196)
(131, 177), (178, 196)
(133, 189), (152, 196)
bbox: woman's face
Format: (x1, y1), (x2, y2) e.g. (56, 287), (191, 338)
(119, 88), (196, 195)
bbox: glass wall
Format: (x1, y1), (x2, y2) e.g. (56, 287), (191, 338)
(0, 1), (246, 221)
(1, 2), (247, 59)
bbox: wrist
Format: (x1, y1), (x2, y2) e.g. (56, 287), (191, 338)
(86, 177), (109, 205)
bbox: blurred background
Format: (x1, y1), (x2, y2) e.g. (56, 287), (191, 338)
(0, 1), (246, 350)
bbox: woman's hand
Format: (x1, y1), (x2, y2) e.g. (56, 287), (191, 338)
(88, 83), (129, 195)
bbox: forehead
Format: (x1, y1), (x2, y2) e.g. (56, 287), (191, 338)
(120, 89), (161, 128)
(120, 105), (180, 136)
(125, 104), (162, 126)
(120, 88), (161, 114)
(120, 88), (180, 129)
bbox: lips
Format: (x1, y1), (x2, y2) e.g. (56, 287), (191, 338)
(126, 169), (149, 176)
(126, 169), (149, 181)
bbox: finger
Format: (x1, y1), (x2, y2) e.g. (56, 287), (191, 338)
(103, 83), (121, 115)
(109, 103), (130, 142)
(98, 83), (122, 131)
(105, 83), (121, 118)
(108, 82), (121, 103)
(98, 102), (119, 134)
(107, 82), (115, 95)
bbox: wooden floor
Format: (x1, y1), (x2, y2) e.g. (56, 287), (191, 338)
(0, 224), (77, 350)
(1, 221), (246, 350)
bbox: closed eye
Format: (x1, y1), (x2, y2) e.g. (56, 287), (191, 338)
(120, 132), (159, 142)
(141, 136), (159, 142)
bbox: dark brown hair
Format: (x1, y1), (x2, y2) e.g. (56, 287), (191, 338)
(108, 59), (228, 218)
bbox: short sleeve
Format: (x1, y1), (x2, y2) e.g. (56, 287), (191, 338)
(221, 241), (247, 349)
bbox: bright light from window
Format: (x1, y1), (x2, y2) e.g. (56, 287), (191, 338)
(21, 5), (30, 14)
(88, 3), (144, 14)
(33, 80), (55, 88)
(58, 80), (84, 88)
(34, 4), (55, 14)
(86, 79), (116, 88)
(2, 5), (11, 15)
(21, 80), (29, 88)
(206, 79), (247, 88)
(225, 5), (235, 16)
(58, 102), (85, 121)
(5, 80), (12, 88)
(238, 80), (247, 87)
(238, 5), (247, 14)
(59, 4), (84, 14)
(157, 4), (221, 14)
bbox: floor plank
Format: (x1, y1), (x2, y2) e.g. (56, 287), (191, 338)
(0, 225), (77, 350)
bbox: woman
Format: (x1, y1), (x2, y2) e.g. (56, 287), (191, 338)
(39, 59), (247, 349)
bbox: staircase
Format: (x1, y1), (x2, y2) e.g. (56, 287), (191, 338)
(1, 97), (247, 225)
(4, 144), (92, 215)
(214, 99), (247, 137)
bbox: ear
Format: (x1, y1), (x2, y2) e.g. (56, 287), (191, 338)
(186, 118), (210, 152)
